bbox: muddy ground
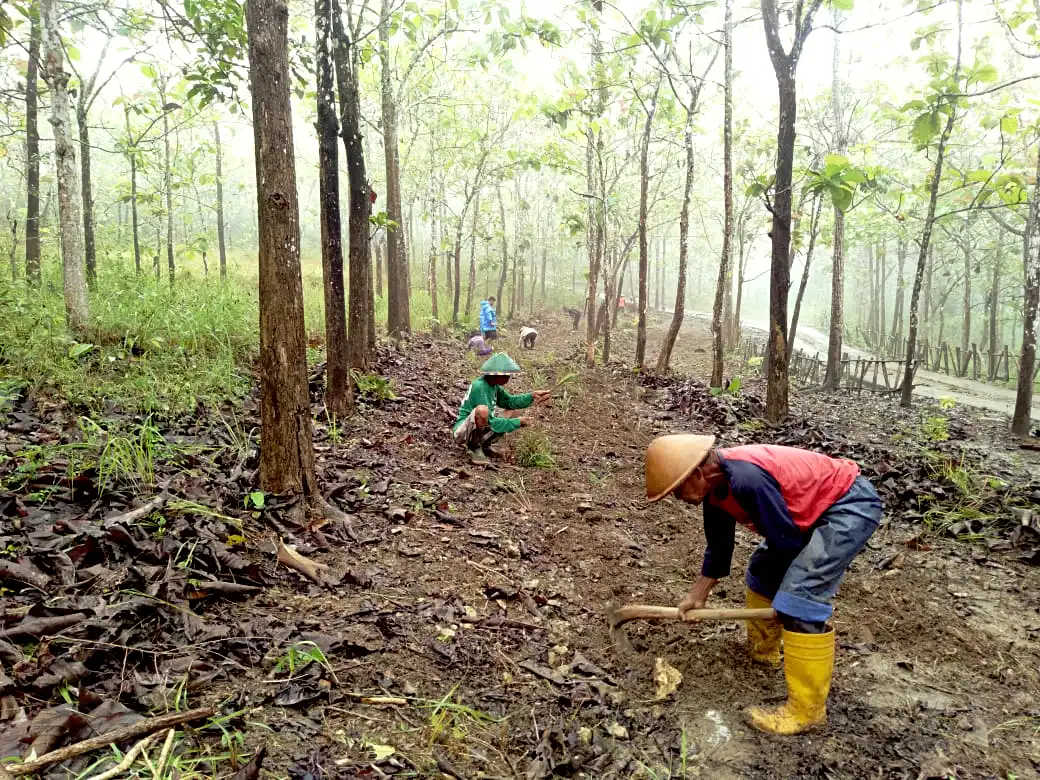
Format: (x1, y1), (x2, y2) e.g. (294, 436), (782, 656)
(2, 314), (1040, 780)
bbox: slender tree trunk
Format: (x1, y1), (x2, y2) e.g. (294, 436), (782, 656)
(901, 0), (962, 407)
(989, 231), (1002, 376)
(76, 105), (97, 289)
(496, 184), (508, 306)
(123, 107), (142, 275)
(429, 200), (439, 320)
(378, 0), (409, 336)
(763, 69), (798, 420)
(540, 232), (547, 299)
(160, 77), (175, 286)
(585, 0), (606, 366)
(41, 0), (88, 330)
(635, 80), (660, 368)
(923, 244), (934, 340)
(465, 189), (479, 317)
(246, 0), (320, 504)
(656, 108), (694, 374)
(788, 195), (822, 363)
(961, 239), (971, 369)
(8, 216), (19, 281)
(315, 0), (352, 416)
(375, 236), (384, 298)
(1013, 141), (1040, 434)
(711, 0), (735, 385)
(330, 0), (374, 367)
(892, 237), (906, 339)
(733, 233), (747, 345)
(823, 13), (846, 389)
(214, 121), (228, 281)
(878, 241), (887, 352)
(25, 9), (41, 287)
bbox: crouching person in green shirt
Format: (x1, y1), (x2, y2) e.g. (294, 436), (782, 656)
(453, 353), (549, 463)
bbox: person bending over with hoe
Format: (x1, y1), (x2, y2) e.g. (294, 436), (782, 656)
(645, 434), (882, 735)
(453, 353), (549, 463)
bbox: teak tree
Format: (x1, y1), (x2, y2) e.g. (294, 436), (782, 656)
(760, 0), (825, 421)
(40, 0), (89, 330)
(245, 0), (353, 531)
(315, 0), (352, 417)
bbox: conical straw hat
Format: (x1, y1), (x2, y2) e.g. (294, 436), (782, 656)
(480, 352), (521, 376)
(645, 434), (717, 502)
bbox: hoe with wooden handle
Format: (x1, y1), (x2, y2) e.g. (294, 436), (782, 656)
(607, 604), (776, 630)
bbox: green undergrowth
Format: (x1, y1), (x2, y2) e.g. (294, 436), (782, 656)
(515, 430), (556, 468)
(0, 267), (256, 416)
(917, 447), (1017, 538)
(1, 415), (213, 497)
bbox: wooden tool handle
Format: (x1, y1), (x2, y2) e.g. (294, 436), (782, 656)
(609, 604), (776, 628)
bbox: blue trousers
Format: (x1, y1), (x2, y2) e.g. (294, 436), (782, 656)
(745, 476), (882, 623)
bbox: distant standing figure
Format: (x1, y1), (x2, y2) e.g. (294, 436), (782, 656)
(468, 334), (493, 356)
(479, 296), (498, 342)
(562, 307), (582, 331)
(519, 327), (538, 350)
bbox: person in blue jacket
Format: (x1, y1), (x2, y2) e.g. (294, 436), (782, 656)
(479, 296), (498, 341)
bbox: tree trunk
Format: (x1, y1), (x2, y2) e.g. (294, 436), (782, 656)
(40, 0), (88, 330)
(375, 236), (384, 298)
(901, 0), (962, 407)
(823, 11), (846, 389)
(711, 0), (734, 386)
(160, 77), (175, 286)
(25, 9), (41, 287)
(123, 107), (142, 275)
(540, 231), (547, 299)
(429, 200), (439, 320)
(214, 121), (228, 281)
(496, 184), (508, 307)
(246, 0), (320, 502)
(76, 105), (97, 289)
(892, 237), (906, 339)
(8, 217), (19, 281)
(878, 241), (887, 352)
(331, 0), (374, 368)
(635, 80), (660, 368)
(989, 231), (1002, 376)
(732, 232), (746, 347)
(656, 108), (694, 374)
(315, 0), (352, 417)
(378, 0), (410, 337)
(923, 244), (934, 339)
(585, 1), (606, 366)
(961, 238), (971, 369)
(788, 195), (822, 363)
(1013, 142), (1040, 434)
(763, 68), (798, 420)
(465, 188), (479, 317)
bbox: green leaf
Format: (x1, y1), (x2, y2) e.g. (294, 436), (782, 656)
(911, 112), (940, 148)
(1000, 114), (1019, 135)
(831, 0), (853, 10)
(246, 491), (266, 509)
(823, 153), (849, 168)
(65, 44), (80, 62)
(68, 342), (94, 359)
(969, 63), (998, 84)
(141, 63), (157, 80)
(831, 185), (853, 213)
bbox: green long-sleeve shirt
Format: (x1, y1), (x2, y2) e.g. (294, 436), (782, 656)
(454, 377), (533, 434)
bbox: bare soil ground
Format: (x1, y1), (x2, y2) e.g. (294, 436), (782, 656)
(2, 313), (1040, 779)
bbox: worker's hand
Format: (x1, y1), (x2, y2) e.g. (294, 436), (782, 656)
(532, 390), (551, 405)
(518, 416), (533, 427)
(678, 576), (718, 621)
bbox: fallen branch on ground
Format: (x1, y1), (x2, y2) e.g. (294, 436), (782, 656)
(5, 707), (215, 777)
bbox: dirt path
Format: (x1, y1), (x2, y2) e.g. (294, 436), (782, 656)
(3, 315), (1039, 779)
(241, 317), (1040, 778)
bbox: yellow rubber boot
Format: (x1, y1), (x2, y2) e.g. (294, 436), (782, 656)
(745, 628), (835, 735)
(746, 590), (782, 668)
